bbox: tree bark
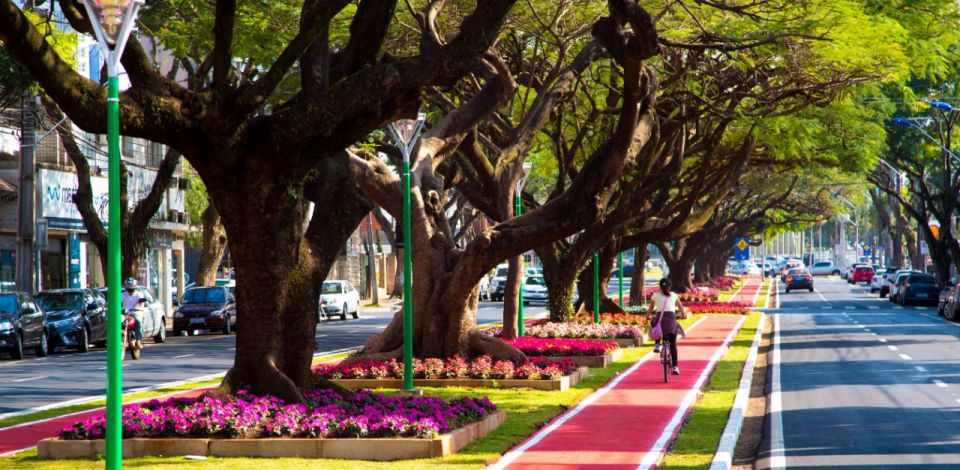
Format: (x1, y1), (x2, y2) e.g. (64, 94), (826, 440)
(575, 243), (624, 315)
(373, 208), (403, 298)
(500, 255), (522, 339)
(539, 244), (578, 322)
(196, 203), (227, 286)
(629, 244), (649, 306)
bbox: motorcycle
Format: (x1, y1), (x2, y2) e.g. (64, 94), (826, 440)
(122, 299), (147, 360)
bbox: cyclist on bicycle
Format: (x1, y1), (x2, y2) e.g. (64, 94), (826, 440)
(647, 278), (687, 375)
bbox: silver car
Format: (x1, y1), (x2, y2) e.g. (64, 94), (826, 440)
(99, 287), (167, 343)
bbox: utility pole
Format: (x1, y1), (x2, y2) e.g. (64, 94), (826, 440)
(16, 95), (35, 294)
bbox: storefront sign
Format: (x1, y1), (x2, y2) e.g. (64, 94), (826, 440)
(69, 233), (81, 288)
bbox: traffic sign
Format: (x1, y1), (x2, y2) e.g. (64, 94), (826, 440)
(734, 236), (750, 261)
(862, 243), (871, 257)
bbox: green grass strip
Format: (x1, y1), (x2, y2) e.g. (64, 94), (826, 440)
(659, 312), (762, 469)
(4, 318), (711, 469)
(754, 278), (771, 308)
(0, 352), (354, 430)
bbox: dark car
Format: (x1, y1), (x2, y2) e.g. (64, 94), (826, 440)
(0, 292), (49, 359)
(36, 289), (107, 353)
(784, 269), (814, 293)
(173, 286), (236, 336)
(896, 274), (939, 305)
(939, 276), (959, 320)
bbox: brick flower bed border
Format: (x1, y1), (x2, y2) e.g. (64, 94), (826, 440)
(329, 367), (588, 392)
(615, 336), (644, 347)
(38, 410), (506, 461)
(546, 348), (623, 368)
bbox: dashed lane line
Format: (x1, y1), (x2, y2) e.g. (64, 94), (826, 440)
(899, 354), (912, 360)
(878, 338), (888, 343)
(916, 366), (928, 372)
(888, 345), (899, 351)
(934, 380), (949, 388)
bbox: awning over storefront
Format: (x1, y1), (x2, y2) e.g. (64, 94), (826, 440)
(0, 177), (17, 203)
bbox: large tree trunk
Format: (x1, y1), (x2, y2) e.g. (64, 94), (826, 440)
(575, 244), (624, 314)
(501, 255), (522, 339)
(629, 244), (648, 306)
(538, 245), (578, 322)
(373, 208), (404, 299)
(196, 204), (228, 286)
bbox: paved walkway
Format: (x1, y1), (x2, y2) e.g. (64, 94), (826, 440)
(490, 278), (759, 470)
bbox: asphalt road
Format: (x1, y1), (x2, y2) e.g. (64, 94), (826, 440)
(757, 277), (960, 469)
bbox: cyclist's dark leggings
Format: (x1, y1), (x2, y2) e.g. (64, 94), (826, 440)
(663, 332), (678, 367)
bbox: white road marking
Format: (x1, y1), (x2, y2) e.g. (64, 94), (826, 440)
(11, 376), (47, 383)
(899, 354), (912, 360)
(821, 306), (832, 310)
(171, 354), (194, 359)
(878, 338), (888, 343)
(814, 288), (831, 305)
(845, 306), (855, 310)
(893, 306), (903, 310)
(868, 306), (879, 310)
(934, 380), (948, 388)
(770, 314), (786, 470)
(956, 398), (960, 405)
(916, 366), (927, 372)
(870, 332), (878, 336)
(888, 345), (899, 351)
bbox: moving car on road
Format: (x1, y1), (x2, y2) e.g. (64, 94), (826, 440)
(849, 266), (875, 285)
(36, 289), (107, 353)
(780, 260), (805, 283)
(320, 280), (360, 320)
(784, 269), (814, 293)
(0, 292), (48, 359)
(173, 286), (236, 336)
(939, 277), (959, 320)
(522, 275), (548, 305)
(809, 261), (841, 276)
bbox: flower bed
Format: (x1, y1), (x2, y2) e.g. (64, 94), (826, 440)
(642, 286), (720, 302)
(314, 355), (576, 381)
(59, 389), (496, 441)
(502, 337), (618, 357)
(684, 301), (751, 315)
(572, 312), (650, 327)
(43, 389), (507, 460)
(495, 321), (643, 340)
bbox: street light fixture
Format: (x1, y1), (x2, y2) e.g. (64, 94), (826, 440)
(388, 112), (426, 393)
(515, 162), (532, 337)
(893, 116), (960, 164)
(79, 1), (143, 468)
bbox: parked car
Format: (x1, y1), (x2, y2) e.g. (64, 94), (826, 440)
(522, 276), (548, 305)
(97, 287), (168, 343)
(887, 270), (920, 301)
(173, 286), (236, 335)
(0, 292), (48, 359)
(841, 263), (869, 281)
(36, 289), (107, 353)
(729, 260), (762, 276)
(479, 275), (491, 301)
(809, 261), (841, 276)
(780, 260), (805, 283)
(784, 269), (814, 293)
(762, 263), (777, 277)
(877, 267), (906, 297)
(319, 280), (360, 320)
(894, 273), (939, 305)
(849, 266), (875, 285)
(490, 264), (509, 302)
(939, 276), (958, 319)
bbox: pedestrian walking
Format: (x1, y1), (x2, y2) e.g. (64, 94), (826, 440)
(647, 278), (687, 375)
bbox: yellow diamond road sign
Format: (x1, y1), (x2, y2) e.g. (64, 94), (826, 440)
(737, 239), (749, 251)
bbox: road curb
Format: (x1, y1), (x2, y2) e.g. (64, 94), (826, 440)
(709, 313), (766, 470)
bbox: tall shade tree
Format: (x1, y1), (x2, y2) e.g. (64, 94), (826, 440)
(0, 0), (524, 403)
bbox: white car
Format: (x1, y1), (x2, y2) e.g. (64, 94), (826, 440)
(101, 287), (167, 343)
(729, 261), (761, 276)
(809, 261), (841, 276)
(319, 280), (361, 320)
(522, 275), (548, 305)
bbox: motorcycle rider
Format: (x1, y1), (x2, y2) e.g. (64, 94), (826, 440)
(121, 278), (144, 350)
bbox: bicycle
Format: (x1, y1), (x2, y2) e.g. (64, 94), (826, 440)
(660, 338), (672, 383)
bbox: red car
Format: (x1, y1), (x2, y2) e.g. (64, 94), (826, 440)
(850, 266), (874, 284)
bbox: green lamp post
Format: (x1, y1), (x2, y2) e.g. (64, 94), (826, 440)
(516, 162), (532, 337)
(388, 114), (426, 392)
(79, 1), (143, 468)
(618, 251), (624, 307)
(593, 251), (600, 323)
